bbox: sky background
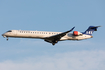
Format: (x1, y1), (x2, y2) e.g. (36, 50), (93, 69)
(0, 0), (105, 70)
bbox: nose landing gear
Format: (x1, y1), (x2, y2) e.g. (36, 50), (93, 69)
(6, 37), (8, 41)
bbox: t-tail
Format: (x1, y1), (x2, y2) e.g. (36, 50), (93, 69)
(83, 26), (101, 35)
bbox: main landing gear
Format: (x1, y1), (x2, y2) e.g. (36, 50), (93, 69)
(52, 43), (55, 45)
(52, 41), (58, 45)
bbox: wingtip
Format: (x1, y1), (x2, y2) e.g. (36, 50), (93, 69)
(72, 26), (75, 29)
(70, 26), (75, 31)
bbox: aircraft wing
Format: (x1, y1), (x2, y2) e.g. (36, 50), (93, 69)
(44, 27), (75, 45)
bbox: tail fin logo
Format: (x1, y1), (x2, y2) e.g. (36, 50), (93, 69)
(86, 31), (93, 34)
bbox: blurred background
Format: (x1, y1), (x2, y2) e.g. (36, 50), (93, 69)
(0, 0), (105, 70)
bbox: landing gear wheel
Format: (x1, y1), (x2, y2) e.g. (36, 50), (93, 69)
(52, 43), (55, 45)
(7, 37), (8, 41)
(55, 41), (58, 43)
(52, 40), (58, 45)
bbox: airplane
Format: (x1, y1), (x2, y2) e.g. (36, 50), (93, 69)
(2, 26), (100, 45)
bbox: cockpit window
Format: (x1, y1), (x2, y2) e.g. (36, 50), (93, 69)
(7, 30), (12, 32)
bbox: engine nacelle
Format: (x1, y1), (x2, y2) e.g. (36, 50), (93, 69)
(73, 31), (82, 36)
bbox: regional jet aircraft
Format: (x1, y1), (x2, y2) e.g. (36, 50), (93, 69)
(2, 26), (100, 45)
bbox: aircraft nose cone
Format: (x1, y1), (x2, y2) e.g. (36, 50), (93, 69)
(2, 33), (6, 37)
(2, 34), (4, 36)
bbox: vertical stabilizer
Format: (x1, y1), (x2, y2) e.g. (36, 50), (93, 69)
(83, 26), (101, 35)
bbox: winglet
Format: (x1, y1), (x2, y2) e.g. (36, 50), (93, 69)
(69, 27), (75, 32)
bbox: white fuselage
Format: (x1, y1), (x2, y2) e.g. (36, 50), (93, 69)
(2, 30), (92, 41)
